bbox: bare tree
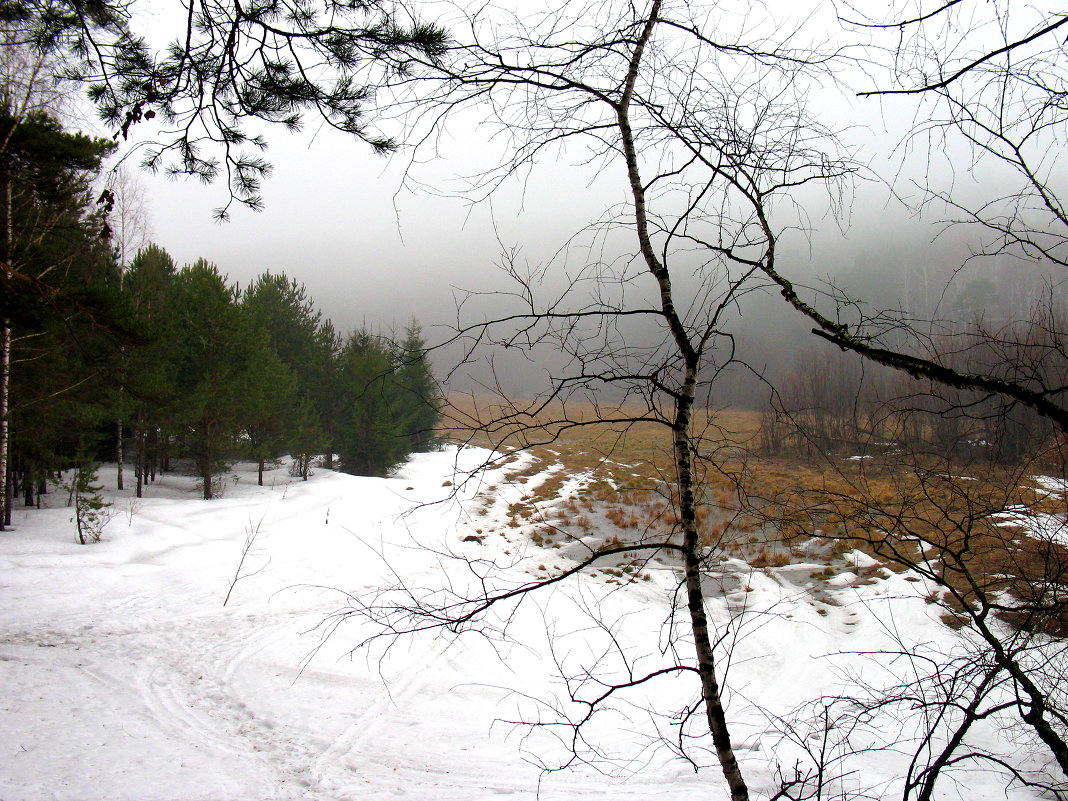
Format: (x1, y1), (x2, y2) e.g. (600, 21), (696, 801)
(109, 165), (150, 271)
(109, 165), (151, 492)
(326, 2), (851, 797)
(747, 441), (1068, 797)
(744, 2), (1068, 436)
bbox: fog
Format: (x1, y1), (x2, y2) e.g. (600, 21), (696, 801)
(118, 0), (1062, 404)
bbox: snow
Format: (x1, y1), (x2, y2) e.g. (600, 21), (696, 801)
(995, 508), (1068, 547)
(1032, 475), (1068, 498)
(0, 451), (1059, 800)
(994, 475), (1068, 547)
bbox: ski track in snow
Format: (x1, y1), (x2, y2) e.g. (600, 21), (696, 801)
(0, 451), (1059, 800)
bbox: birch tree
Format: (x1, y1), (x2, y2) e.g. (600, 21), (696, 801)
(342, 2), (849, 796)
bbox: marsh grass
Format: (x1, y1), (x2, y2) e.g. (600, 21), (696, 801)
(443, 397), (1068, 632)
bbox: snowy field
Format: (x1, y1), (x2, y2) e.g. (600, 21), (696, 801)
(0, 449), (1061, 800)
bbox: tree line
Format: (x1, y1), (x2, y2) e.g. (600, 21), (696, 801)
(2, 111), (440, 522)
(760, 296), (1068, 469)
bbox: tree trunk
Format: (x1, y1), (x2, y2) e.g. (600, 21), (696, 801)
(613, 3), (748, 796)
(116, 418), (124, 490)
(202, 414), (215, 500)
(257, 459), (264, 486)
(0, 163), (10, 532)
(676, 366), (749, 801)
(135, 428), (144, 499)
(4, 461), (12, 527)
(0, 319), (8, 532)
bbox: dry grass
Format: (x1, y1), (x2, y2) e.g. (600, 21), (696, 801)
(440, 396), (1068, 633)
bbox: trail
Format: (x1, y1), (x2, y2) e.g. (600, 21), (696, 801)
(0, 452), (1054, 801)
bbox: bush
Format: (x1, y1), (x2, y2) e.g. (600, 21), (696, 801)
(64, 464), (112, 544)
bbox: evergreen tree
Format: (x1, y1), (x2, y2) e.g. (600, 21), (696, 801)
(16, 0), (448, 218)
(242, 272), (327, 391)
(335, 326), (440, 477)
(1, 110), (120, 521)
(289, 395), (328, 481)
(121, 244), (179, 497)
(171, 260), (256, 500)
(336, 329), (409, 477)
(241, 271), (334, 475)
(313, 319), (344, 468)
(241, 345), (298, 486)
(393, 321), (441, 453)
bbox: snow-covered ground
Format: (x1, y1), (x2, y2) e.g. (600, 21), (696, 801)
(0, 450), (1059, 800)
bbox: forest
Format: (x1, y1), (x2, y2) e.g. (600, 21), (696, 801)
(0, 105), (440, 517)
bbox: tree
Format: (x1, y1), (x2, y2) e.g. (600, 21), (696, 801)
(170, 260), (256, 500)
(336, 328), (421, 478)
(743, 2), (1068, 437)
(1, 107), (119, 524)
(121, 243), (178, 497)
(241, 345), (298, 486)
(393, 321), (440, 453)
(242, 272), (328, 384)
(64, 458), (111, 544)
(313, 319), (344, 468)
(0, 25), (101, 528)
(109, 165), (151, 491)
(288, 395), (327, 481)
(735, 4), (1068, 789)
(337, 2), (850, 798)
(15, 0), (447, 218)
(242, 271), (341, 469)
(108, 165), (150, 270)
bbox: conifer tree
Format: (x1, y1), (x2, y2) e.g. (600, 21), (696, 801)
(121, 243), (178, 497)
(289, 395), (328, 481)
(393, 321), (440, 453)
(1, 110), (118, 522)
(171, 260), (255, 500)
(336, 329), (409, 477)
(242, 345), (298, 486)
(335, 326), (440, 477)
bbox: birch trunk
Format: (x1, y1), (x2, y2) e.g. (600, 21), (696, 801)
(615, 3), (748, 797)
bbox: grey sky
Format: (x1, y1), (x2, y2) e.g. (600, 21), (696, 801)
(136, 114), (644, 348)
(113, 0), (1054, 364)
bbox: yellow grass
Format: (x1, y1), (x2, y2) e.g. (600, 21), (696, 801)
(439, 396), (1068, 633)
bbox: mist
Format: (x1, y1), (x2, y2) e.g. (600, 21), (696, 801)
(119, 0), (1064, 408)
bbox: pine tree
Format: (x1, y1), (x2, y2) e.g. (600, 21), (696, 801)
(1, 110), (120, 523)
(242, 344), (298, 486)
(289, 395), (328, 481)
(171, 260), (257, 500)
(241, 271), (333, 476)
(121, 244), (179, 497)
(16, 0), (448, 218)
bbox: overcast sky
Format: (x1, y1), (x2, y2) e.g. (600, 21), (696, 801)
(108, 0), (1046, 365)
